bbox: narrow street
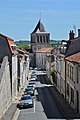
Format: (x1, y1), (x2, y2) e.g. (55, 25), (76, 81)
(18, 71), (64, 120)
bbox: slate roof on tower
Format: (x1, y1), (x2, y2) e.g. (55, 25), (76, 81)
(32, 20), (46, 33)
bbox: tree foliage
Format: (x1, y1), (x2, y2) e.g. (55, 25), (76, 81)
(17, 44), (30, 50)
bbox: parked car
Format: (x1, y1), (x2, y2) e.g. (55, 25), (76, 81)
(31, 75), (37, 80)
(34, 67), (38, 70)
(30, 77), (36, 81)
(24, 86), (35, 96)
(27, 84), (35, 90)
(28, 82), (36, 88)
(17, 95), (33, 109)
(29, 67), (34, 70)
(30, 81), (36, 84)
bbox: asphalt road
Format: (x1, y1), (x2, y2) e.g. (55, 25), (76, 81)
(18, 71), (64, 120)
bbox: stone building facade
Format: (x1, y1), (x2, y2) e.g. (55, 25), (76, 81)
(0, 34), (18, 101)
(65, 52), (80, 113)
(0, 56), (11, 119)
(0, 33), (30, 119)
(36, 47), (53, 69)
(30, 20), (50, 53)
(30, 20), (50, 68)
(53, 29), (80, 113)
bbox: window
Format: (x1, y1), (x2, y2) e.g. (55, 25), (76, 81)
(77, 67), (79, 83)
(68, 64), (69, 78)
(71, 88), (74, 104)
(67, 83), (69, 96)
(69, 65), (74, 81)
(72, 66), (74, 81)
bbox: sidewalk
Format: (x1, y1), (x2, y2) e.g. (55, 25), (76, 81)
(0, 87), (24, 120)
(0, 103), (17, 120)
(45, 75), (80, 119)
(0, 80), (30, 120)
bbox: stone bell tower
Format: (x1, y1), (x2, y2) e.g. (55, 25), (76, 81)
(30, 19), (50, 53)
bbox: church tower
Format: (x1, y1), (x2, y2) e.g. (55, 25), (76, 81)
(30, 20), (50, 53)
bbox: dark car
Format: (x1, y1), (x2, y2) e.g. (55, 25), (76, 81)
(31, 75), (37, 80)
(24, 86), (35, 96)
(29, 82), (36, 85)
(17, 95), (33, 109)
(28, 82), (36, 88)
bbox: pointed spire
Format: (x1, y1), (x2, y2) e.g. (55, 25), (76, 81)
(32, 20), (46, 33)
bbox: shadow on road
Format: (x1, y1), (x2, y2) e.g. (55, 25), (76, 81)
(36, 86), (63, 119)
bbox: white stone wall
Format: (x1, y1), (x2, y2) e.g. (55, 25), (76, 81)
(19, 56), (29, 90)
(0, 56), (11, 119)
(12, 55), (18, 101)
(36, 52), (50, 69)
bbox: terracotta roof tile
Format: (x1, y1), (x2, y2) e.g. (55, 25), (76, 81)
(36, 47), (53, 53)
(0, 33), (14, 54)
(65, 52), (80, 63)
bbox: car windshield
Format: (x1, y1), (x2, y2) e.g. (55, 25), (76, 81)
(21, 96), (31, 100)
(27, 86), (33, 89)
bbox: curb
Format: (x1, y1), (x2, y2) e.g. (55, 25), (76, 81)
(12, 109), (20, 120)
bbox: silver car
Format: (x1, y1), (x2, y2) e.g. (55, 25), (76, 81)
(17, 95), (33, 109)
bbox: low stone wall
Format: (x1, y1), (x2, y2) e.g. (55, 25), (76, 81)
(0, 56), (11, 119)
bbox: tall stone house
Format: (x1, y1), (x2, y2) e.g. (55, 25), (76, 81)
(0, 33), (29, 119)
(30, 19), (50, 68)
(65, 52), (80, 113)
(53, 29), (80, 113)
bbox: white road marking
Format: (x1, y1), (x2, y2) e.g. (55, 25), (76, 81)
(12, 108), (20, 120)
(33, 94), (36, 113)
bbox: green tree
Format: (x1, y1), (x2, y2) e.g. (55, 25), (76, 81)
(17, 44), (30, 50)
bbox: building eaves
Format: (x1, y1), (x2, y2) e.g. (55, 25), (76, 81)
(65, 52), (80, 63)
(0, 33), (14, 54)
(65, 36), (80, 57)
(36, 47), (53, 53)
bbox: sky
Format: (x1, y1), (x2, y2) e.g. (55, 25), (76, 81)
(0, 0), (80, 41)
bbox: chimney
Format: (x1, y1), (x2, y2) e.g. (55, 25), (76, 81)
(69, 30), (74, 40)
(78, 29), (80, 37)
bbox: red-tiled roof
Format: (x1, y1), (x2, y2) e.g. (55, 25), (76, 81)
(0, 33), (14, 54)
(36, 47), (53, 53)
(65, 52), (80, 63)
